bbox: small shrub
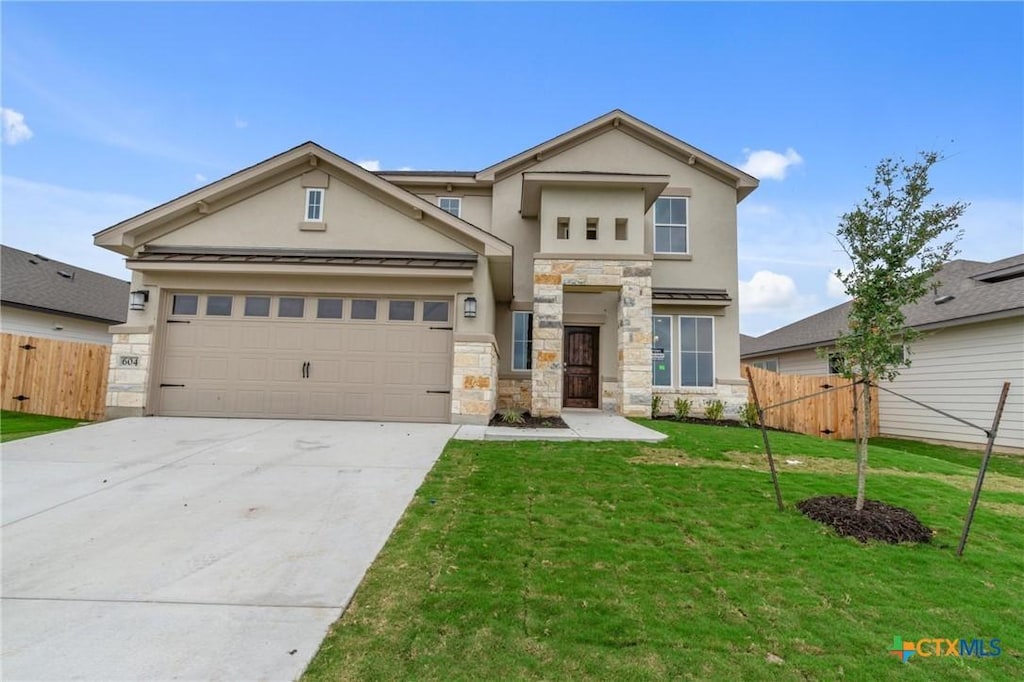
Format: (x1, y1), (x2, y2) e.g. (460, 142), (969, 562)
(651, 394), (663, 417)
(740, 401), (759, 427)
(499, 408), (526, 425)
(674, 397), (691, 421)
(704, 399), (725, 422)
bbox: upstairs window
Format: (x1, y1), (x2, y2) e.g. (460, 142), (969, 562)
(654, 197), (688, 254)
(438, 196), (462, 218)
(305, 188), (324, 222)
(586, 217), (598, 240)
(752, 358), (779, 372)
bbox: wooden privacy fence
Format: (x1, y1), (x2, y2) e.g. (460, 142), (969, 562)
(1, 333), (110, 421)
(742, 364), (878, 440)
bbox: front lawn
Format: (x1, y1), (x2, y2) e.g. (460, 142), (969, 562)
(0, 410), (83, 442)
(304, 421), (1024, 681)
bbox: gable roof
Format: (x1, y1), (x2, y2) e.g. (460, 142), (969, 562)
(742, 255), (1024, 357)
(1, 244), (129, 324)
(476, 109), (759, 201)
(94, 142), (513, 258)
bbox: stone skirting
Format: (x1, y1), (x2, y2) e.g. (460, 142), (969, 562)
(106, 331), (153, 418)
(451, 340), (498, 425)
(532, 257), (653, 418)
(652, 383), (750, 421)
(497, 378), (532, 413)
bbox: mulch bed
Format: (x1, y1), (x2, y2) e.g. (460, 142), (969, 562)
(797, 495), (933, 544)
(489, 411), (569, 429)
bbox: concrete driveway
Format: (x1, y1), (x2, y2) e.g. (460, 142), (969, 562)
(2, 417), (455, 681)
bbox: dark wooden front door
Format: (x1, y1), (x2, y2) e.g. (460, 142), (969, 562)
(563, 326), (599, 408)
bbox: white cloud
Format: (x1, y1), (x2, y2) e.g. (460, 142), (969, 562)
(739, 270), (806, 313)
(2, 107), (34, 145)
(234, 117), (248, 129)
(827, 272), (849, 299)
(357, 159), (381, 171)
(1, 175), (151, 278)
(194, 173), (208, 183)
(397, 166), (415, 171)
(740, 147), (804, 181)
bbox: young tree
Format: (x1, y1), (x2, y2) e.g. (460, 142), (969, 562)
(832, 152), (966, 511)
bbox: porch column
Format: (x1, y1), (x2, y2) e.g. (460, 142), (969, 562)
(617, 264), (653, 417)
(532, 260), (564, 417)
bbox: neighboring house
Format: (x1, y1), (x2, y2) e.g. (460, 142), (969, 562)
(1, 244), (129, 345)
(94, 109), (758, 423)
(742, 256), (1024, 450)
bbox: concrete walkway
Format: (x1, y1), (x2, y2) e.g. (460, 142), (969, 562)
(454, 408), (666, 442)
(2, 417), (455, 682)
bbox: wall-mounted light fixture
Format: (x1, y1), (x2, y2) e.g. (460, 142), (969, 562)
(129, 290), (150, 311)
(464, 296), (477, 319)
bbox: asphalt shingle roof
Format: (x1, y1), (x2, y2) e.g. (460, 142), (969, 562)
(741, 255), (1024, 357)
(1, 245), (129, 324)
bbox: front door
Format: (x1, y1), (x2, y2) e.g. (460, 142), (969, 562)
(563, 326), (599, 408)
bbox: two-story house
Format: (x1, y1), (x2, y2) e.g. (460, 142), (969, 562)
(94, 110), (758, 424)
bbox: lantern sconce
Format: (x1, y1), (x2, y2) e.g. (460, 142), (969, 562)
(129, 290), (150, 311)
(463, 296), (478, 319)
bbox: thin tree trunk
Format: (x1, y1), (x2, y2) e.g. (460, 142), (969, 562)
(855, 379), (871, 511)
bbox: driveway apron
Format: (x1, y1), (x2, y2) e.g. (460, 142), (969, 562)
(2, 417), (454, 681)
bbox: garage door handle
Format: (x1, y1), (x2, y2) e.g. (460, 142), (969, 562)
(306, 361), (311, 379)
(301, 361), (309, 378)
(160, 383), (185, 388)
(426, 389), (451, 394)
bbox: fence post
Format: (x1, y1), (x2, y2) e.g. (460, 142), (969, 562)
(956, 381), (1011, 557)
(746, 366), (784, 511)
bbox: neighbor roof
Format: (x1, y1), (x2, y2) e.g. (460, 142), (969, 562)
(1, 245), (129, 324)
(742, 255), (1024, 357)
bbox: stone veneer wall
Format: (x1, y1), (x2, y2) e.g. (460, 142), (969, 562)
(451, 340), (498, 424)
(106, 330), (153, 418)
(652, 382), (750, 421)
(532, 258), (653, 418)
(497, 378), (532, 412)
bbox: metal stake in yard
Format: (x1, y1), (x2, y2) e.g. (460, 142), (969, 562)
(746, 366), (784, 511)
(956, 381), (1011, 557)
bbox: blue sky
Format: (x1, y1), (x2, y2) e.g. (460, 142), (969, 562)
(2, 2), (1021, 335)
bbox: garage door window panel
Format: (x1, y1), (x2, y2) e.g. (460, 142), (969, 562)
(389, 300), (415, 321)
(422, 301), (450, 322)
(351, 299), (377, 320)
(317, 298), (344, 319)
(172, 294), (198, 316)
(205, 295), (233, 316)
(279, 297), (305, 318)
(245, 296), (271, 317)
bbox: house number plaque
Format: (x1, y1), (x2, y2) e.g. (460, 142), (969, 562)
(119, 356), (140, 367)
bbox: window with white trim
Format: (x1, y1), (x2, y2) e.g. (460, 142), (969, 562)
(438, 196), (461, 218)
(305, 188), (324, 222)
(751, 358), (779, 372)
(679, 316), (714, 387)
(828, 352), (845, 375)
(654, 196), (688, 254)
(652, 315), (673, 386)
(512, 311), (533, 371)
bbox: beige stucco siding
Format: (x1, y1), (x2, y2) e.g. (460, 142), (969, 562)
(538, 186), (646, 255)
(151, 173), (471, 254)
(490, 127), (743, 384)
(411, 193), (493, 232)
(879, 318), (1024, 449)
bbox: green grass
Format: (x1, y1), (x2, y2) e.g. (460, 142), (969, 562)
(0, 410), (84, 442)
(870, 436), (1024, 480)
(304, 421), (1024, 681)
